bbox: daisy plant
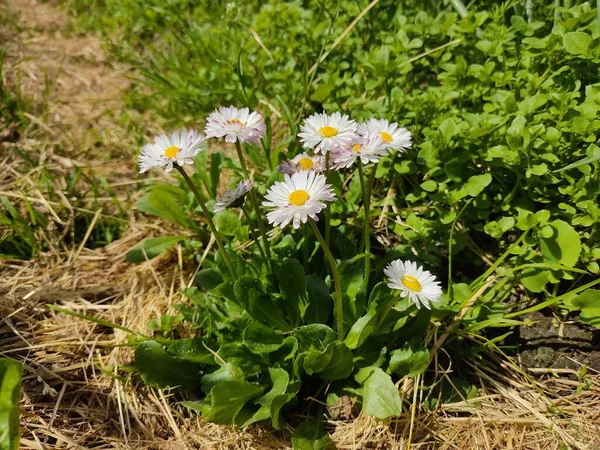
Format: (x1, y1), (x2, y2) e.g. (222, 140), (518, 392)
(263, 171), (343, 337)
(130, 107), (447, 435)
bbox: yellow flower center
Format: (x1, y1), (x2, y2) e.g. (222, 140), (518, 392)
(226, 118), (244, 127)
(352, 144), (361, 153)
(379, 131), (393, 143)
(289, 189), (310, 206)
(164, 146), (179, 158)
(297, 157), (314, 170)
(319, 126), (338, 138)
(402, 275), (422, 292)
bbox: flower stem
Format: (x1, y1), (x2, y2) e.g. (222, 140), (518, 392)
(241, 204), (268, 265)
(309, 218), (344, 341)
(324, 152), (332, 249)
(357, 160), (371, 290)
(175, 165), (235, 278)
(234, 141), (273, 270)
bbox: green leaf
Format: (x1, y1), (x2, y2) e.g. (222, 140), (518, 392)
(126, 236), (185, 263)
(519, 93), (547, 115)
(216, 249), (251, 282)
(356, 366), (402, 419)
(243, 322), (285, 354)
(420, 180), (437, 192)
(563, 32), (592, 56)
(234, 276), (290, 330)
(200, 364), (243, 394)
(344, 313), (377, 350)
(278, 259), (309, 327)
(520, 268), (550, 293)
(242, 368), (292, 428)
(214, 210), (242, 237)
(339, 263), (366, 321)
(291, 419), (335, 450)
(218, 343), (265, 377)
(303, 275), (332, 324)
(506, 115), (528, 150)
(294, 324), (337, 351)
(135, 341), (203, 389)
(0, 359), (21, 450)
(540, 220), (581, 267)
(270, 393), (297, 429)
(465, 173), (492, 197)
(202, 380), (264, 425)
(439, 118), (457, 145)
(136, 184), (192, 228)
(196, 268), (223, 291)
(388, 340), (429, 378)
(302, 341), (354, 381)
(167, 338), (216, 365)
(563, 290), (600, 329)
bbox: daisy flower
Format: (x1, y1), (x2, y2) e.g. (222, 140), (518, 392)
(204, 106), (266, 144)
(262, 172), (336, 229)
(138, 129), (206, 173)
(384, 260), (442, 310)
(298, 112), (357, 154)
(214, 180), (253, 212)
(278, 152), (325, 175)
(358, 118), (412, 153)
(331, 134), (387, 169)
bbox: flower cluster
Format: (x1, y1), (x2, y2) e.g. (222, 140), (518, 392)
(137, 106), (440, 310)
(281, 112), (412, 173)
(138, 106), (265, 173)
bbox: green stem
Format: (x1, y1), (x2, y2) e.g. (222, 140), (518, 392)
(241, 204), (268, 265)
(234, 141), (273, 269)
(303, 222), (309, 269)
(309, 218), (344, 340)
(176, 166), (235, 277)
(325, 152), (331, 249)
(357, 160), (371, 289)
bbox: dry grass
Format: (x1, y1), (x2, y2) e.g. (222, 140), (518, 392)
(1, 1), (600, 449)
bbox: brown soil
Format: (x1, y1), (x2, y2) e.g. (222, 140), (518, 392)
(1, 1), (600, 449)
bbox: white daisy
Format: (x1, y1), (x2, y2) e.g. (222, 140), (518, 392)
(262, 172), (336, 229)
(204, 106), (266, 144)
(278, 152), (325, 175)
(298, 112), (357, 154)
(384, 260), (442, 310)
(331, 134), (387, 169)
(358, 118), (412, 153)
(214, 180), (253, 212)
(138, 129), (206, 173)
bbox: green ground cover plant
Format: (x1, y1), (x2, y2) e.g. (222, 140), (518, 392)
(51, 0), (600, 445)
(0, 358), (21, 450)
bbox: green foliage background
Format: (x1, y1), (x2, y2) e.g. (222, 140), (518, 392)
(65, 0), (600, 304)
